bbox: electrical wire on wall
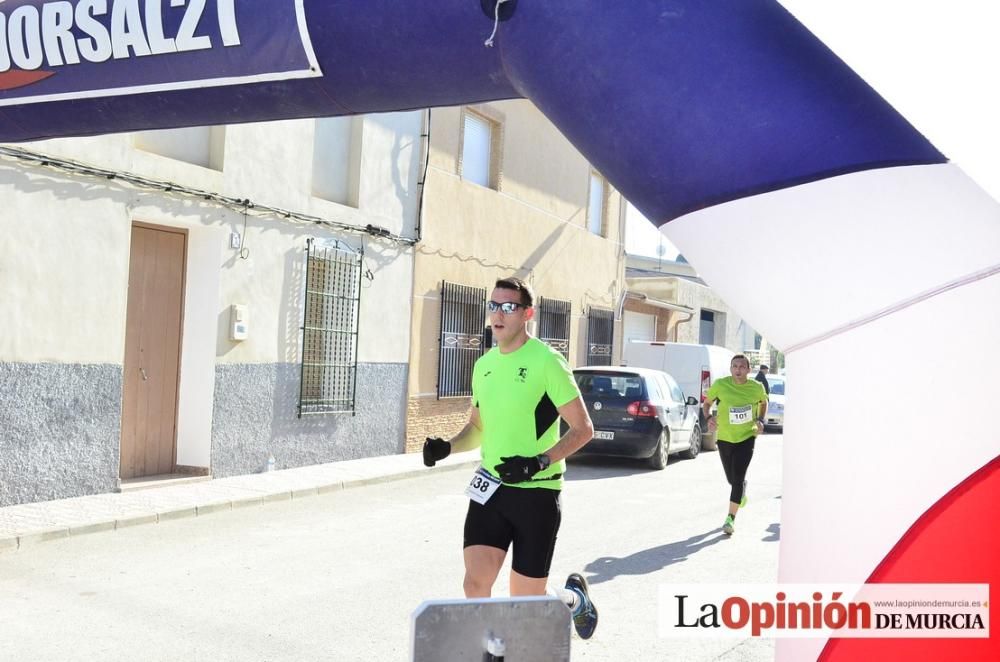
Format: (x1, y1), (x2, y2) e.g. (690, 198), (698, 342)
(0, 145), (417, 246)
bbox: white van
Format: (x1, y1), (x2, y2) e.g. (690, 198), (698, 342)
(622, 341), (735, 449)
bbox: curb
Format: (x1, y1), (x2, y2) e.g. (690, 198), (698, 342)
(0, 455), (480, 553)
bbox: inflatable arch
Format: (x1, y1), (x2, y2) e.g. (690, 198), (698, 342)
(1, 2), (996, 659)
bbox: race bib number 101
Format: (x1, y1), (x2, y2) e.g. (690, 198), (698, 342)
(729, 405), (753, 425)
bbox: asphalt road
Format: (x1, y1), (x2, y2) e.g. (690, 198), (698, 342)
(0, 435), (785, 661)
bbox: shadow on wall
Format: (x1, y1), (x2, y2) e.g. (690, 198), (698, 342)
(1, 160), (135, 206)
(389, 118), (420, 237)
(274, 233), (325, 437)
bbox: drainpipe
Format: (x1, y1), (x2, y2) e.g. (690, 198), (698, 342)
(671, 310), (695, 341)
(414, 108), (432, 243)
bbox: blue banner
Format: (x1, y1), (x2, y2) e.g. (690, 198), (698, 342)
(0, 0), (319, 106)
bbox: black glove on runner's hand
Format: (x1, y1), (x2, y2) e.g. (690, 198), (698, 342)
(422, 437), (451, 467)
(495, 455), (545, 483)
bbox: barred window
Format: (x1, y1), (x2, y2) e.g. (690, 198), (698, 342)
(587, 307), (614, 366)
(538, 297), (572, 360)
(438, 281), (487, 398)
(298, 238), (362, 416)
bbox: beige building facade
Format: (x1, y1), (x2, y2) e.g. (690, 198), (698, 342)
(406, 101), (627, 450)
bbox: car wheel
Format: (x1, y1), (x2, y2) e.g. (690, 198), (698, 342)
(648, 428), (669, 470)
(682, 425), (701, 459)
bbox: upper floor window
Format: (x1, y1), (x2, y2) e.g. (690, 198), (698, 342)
(134, 126), (225, 170)
(588, 173), (607, 236)
(461, 110), (499, 189)
(312, 116), (361, 206)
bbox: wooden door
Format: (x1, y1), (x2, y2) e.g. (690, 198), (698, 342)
(120, 224), (186, 479)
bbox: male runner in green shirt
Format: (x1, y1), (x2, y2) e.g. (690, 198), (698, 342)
(703, 354), (768, 535)
(422, 277), (599, 639)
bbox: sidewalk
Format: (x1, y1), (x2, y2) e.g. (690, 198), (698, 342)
(0, 450), (481, 553)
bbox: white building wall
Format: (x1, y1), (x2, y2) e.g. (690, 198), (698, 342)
(0, 111), (422, 506)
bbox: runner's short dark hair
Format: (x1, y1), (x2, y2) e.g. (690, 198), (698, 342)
(731, 354), (751, 369)
(494, 277), (535, 307)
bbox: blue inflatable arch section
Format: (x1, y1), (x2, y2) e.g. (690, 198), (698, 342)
(0, 0), (942, 223)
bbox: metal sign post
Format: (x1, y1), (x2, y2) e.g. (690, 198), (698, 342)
(411, 596), (571, 661)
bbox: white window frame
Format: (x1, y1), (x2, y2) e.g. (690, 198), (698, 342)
(588, 172), (607, 236)
(311, 116), (362, 207)
(459, 109), (501, 190)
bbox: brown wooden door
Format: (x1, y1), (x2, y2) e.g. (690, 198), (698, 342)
(120, 224), (186, 479)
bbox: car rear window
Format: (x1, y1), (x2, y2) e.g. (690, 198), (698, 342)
(769, 380), (785, 395)
(574, 372), (646, 399)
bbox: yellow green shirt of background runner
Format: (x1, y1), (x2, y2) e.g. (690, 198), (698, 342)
(706, 376), (768, 443)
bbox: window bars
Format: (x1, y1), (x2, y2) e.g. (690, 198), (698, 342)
(298, 238), (362, 416)
(587, 307), (614, 366)
(538, 296), (572, 360)
(438, 281), (487, 398)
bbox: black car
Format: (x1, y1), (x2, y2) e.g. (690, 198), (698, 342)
(564, 366), (701, 469)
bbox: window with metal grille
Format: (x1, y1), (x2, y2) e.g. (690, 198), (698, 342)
(298, 238), (362, 416)
(438, 281), (487, 398)
(587, 307), (614, 366)
(538, 297), (572, 360)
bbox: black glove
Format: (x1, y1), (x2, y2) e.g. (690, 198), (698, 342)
(495, 455), (545, 484)
(423, 437), (451, 467)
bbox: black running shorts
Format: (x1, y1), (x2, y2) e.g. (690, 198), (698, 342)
(463, 484), (561, 579)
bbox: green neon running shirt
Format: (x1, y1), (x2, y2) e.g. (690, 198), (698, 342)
(705, 376), (768, 443)
(472, 337), (581, 489)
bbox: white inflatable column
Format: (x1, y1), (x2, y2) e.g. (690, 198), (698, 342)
(664, 163), (1000, 661)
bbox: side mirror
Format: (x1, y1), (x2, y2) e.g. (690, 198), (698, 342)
(686, 396), (698, 406)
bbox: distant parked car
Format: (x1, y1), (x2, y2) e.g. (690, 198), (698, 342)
(564, 366), (701, 469)
(764, 374), (786, 432)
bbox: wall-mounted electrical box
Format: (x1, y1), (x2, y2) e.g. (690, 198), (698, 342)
(230, 304), (248, 341)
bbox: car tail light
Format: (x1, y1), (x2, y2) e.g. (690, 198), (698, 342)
(700, 368), (711, 402)
(627, 400), (658, 417)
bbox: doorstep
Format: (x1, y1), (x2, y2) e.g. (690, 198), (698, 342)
(119, 473), (214, 493)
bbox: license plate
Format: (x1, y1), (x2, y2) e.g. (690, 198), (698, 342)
(594, 430), (614, 440)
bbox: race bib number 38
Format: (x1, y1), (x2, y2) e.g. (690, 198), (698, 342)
(729, 405), (753, 425)
(464, 466), (502, 505)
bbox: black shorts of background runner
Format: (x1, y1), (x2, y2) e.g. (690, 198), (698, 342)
(717, 437), (755, 504)
(463, 484), (561, 578)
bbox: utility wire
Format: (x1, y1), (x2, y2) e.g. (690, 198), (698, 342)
(0, 145), (418, 246)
